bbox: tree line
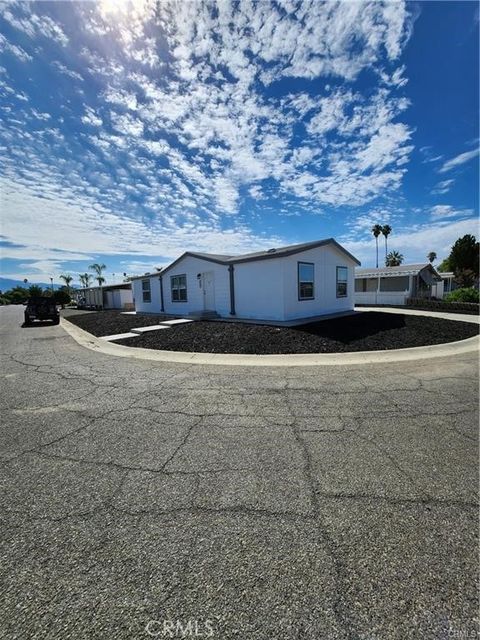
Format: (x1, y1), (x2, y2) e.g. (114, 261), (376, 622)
(0, 263), (108, 305)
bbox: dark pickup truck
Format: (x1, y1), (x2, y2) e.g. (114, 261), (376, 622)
(24, 297), (60, 326)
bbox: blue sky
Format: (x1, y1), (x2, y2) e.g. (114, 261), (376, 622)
(0, 0), (478, 284)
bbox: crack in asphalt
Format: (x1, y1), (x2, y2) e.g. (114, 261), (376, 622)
(1, 309), (478, 640)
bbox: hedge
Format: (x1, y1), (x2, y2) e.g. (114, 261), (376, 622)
(406, 298), (479, 315)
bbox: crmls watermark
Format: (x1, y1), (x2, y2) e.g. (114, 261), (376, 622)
(145, 619), (215, 638)
(448, 630), (480, 639)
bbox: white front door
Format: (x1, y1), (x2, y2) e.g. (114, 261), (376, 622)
(202, 271), (215, 310)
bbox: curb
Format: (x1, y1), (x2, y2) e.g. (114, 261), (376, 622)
(60, 317), (480, 368)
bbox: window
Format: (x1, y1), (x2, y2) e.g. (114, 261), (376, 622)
(142, 279), (151, 303)
(171, 274), (187, 302)
(336, 267), (348, 297)
(298, 262), (314, 300)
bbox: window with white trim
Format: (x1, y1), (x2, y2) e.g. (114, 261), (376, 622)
(171, 274), (187, 301)
(336, 267), (348, 297)
(298, 262), (314, 300)
(142, 279), (151, 303)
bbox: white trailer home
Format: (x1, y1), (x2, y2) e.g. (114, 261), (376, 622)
(82, 283), (134, 310)
(130, 239), (360, 322)
(354, 263), (442, 306)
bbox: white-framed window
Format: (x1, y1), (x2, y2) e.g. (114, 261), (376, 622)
(171, 274), (187, 302)
(298, 262), (314, 300)
(336, 267), (348, 297)
(142, 279), (151, 303)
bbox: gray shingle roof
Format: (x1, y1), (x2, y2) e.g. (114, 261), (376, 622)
(130, 238), (360, 280)
(355, 263), (440, 278)
(189, 238), (360, 266)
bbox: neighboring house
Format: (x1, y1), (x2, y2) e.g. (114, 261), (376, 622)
(82, 283), (133, 310)
(431, 272), (457, 299)
(130, 238), (360, 322)
(354, 263), (442, 306)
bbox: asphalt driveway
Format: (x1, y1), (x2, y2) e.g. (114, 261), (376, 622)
(0, 305), (478, 639)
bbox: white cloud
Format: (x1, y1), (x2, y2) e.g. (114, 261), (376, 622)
(439, 148), (479, 173)
(431, 179), (454, 195)
(430, 204), (473, 220)
(81, 107), (103, 127)
(52, 61), (83, 82)
(0, 0), (420, 278)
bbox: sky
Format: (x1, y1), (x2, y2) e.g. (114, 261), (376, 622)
(0, 0), (478, 284)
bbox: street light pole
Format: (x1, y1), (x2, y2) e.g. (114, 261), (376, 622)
(50, 277), (54, 294)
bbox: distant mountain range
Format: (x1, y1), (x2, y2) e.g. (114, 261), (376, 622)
(0, 277), (72, 292)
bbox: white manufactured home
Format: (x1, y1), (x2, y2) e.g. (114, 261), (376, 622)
(130, 239), (360, 322)
(81, 283), (134, 310)
(354, 263), (442, 306)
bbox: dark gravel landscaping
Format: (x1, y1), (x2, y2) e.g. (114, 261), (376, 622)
(62, 309), (172, 337)
(88, 311), (480, 354)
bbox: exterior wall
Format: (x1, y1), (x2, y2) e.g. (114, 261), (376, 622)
(355, 274), (411, 306)
(132, 275), (162, 313)
(132, 246), (357, 321)
(233, 259), (286, 320)
(163, 256), (231, 316)
(132, 257), (231, 316)
(84, 287), (103, 307)
(281, 244), (355, 320)
(83, 286), (133, 309)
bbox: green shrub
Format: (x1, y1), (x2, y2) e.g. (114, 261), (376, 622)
(444, 288), (479, 303)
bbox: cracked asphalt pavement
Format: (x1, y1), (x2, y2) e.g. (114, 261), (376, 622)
(0, 305), (478, 639)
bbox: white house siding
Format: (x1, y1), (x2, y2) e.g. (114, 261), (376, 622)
(132, 275), (162, 314)
(132, 244), (357, 321)
(232, 244), (355, 321)
(234, 259), (285, 320)
(132, 257), (231, 316)
(163, 255), (231, 316)
(281, 244), (355, 320)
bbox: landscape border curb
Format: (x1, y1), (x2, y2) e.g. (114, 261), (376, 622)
(60, 316), (480, 367)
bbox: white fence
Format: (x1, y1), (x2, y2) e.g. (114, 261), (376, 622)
(355, 291), (409, 306)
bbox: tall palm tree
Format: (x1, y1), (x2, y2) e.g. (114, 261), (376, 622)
(371, 224), (383, 268)
(427, 251), (437, 264)
(381, 225), (392, 263)
(386, 250), (404, 267)
(59, 274), (73, 295)
(89, 263), (106, 286)
(79, 273), (92, 288)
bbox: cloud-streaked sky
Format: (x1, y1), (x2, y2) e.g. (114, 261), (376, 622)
(0, 0), (478, 283)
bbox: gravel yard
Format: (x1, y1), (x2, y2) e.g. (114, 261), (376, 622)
(62, 309), (172, 336)
(65, 310), (479, 354)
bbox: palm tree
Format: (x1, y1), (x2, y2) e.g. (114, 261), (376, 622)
(427, 251), (437, 264)
(386, 250), (404, 267)
(28, 284), (43, 297)
(89, 263), (106, 286)
(59, 274), (73, 295)
(371, 224), (383, 268)
(79, 273), (92, 288)
(381, 225), (392, 263)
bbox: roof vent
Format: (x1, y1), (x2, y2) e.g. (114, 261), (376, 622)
(267, 248), (276, 253)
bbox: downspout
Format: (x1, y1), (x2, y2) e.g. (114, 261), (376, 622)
(228, 264), (236, 315)
(159, 275), (164, 313)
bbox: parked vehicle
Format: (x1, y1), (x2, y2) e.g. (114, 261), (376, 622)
(24, 297), (60, 326)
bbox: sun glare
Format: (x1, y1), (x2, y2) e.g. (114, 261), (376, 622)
(98, 0), (151, 20)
